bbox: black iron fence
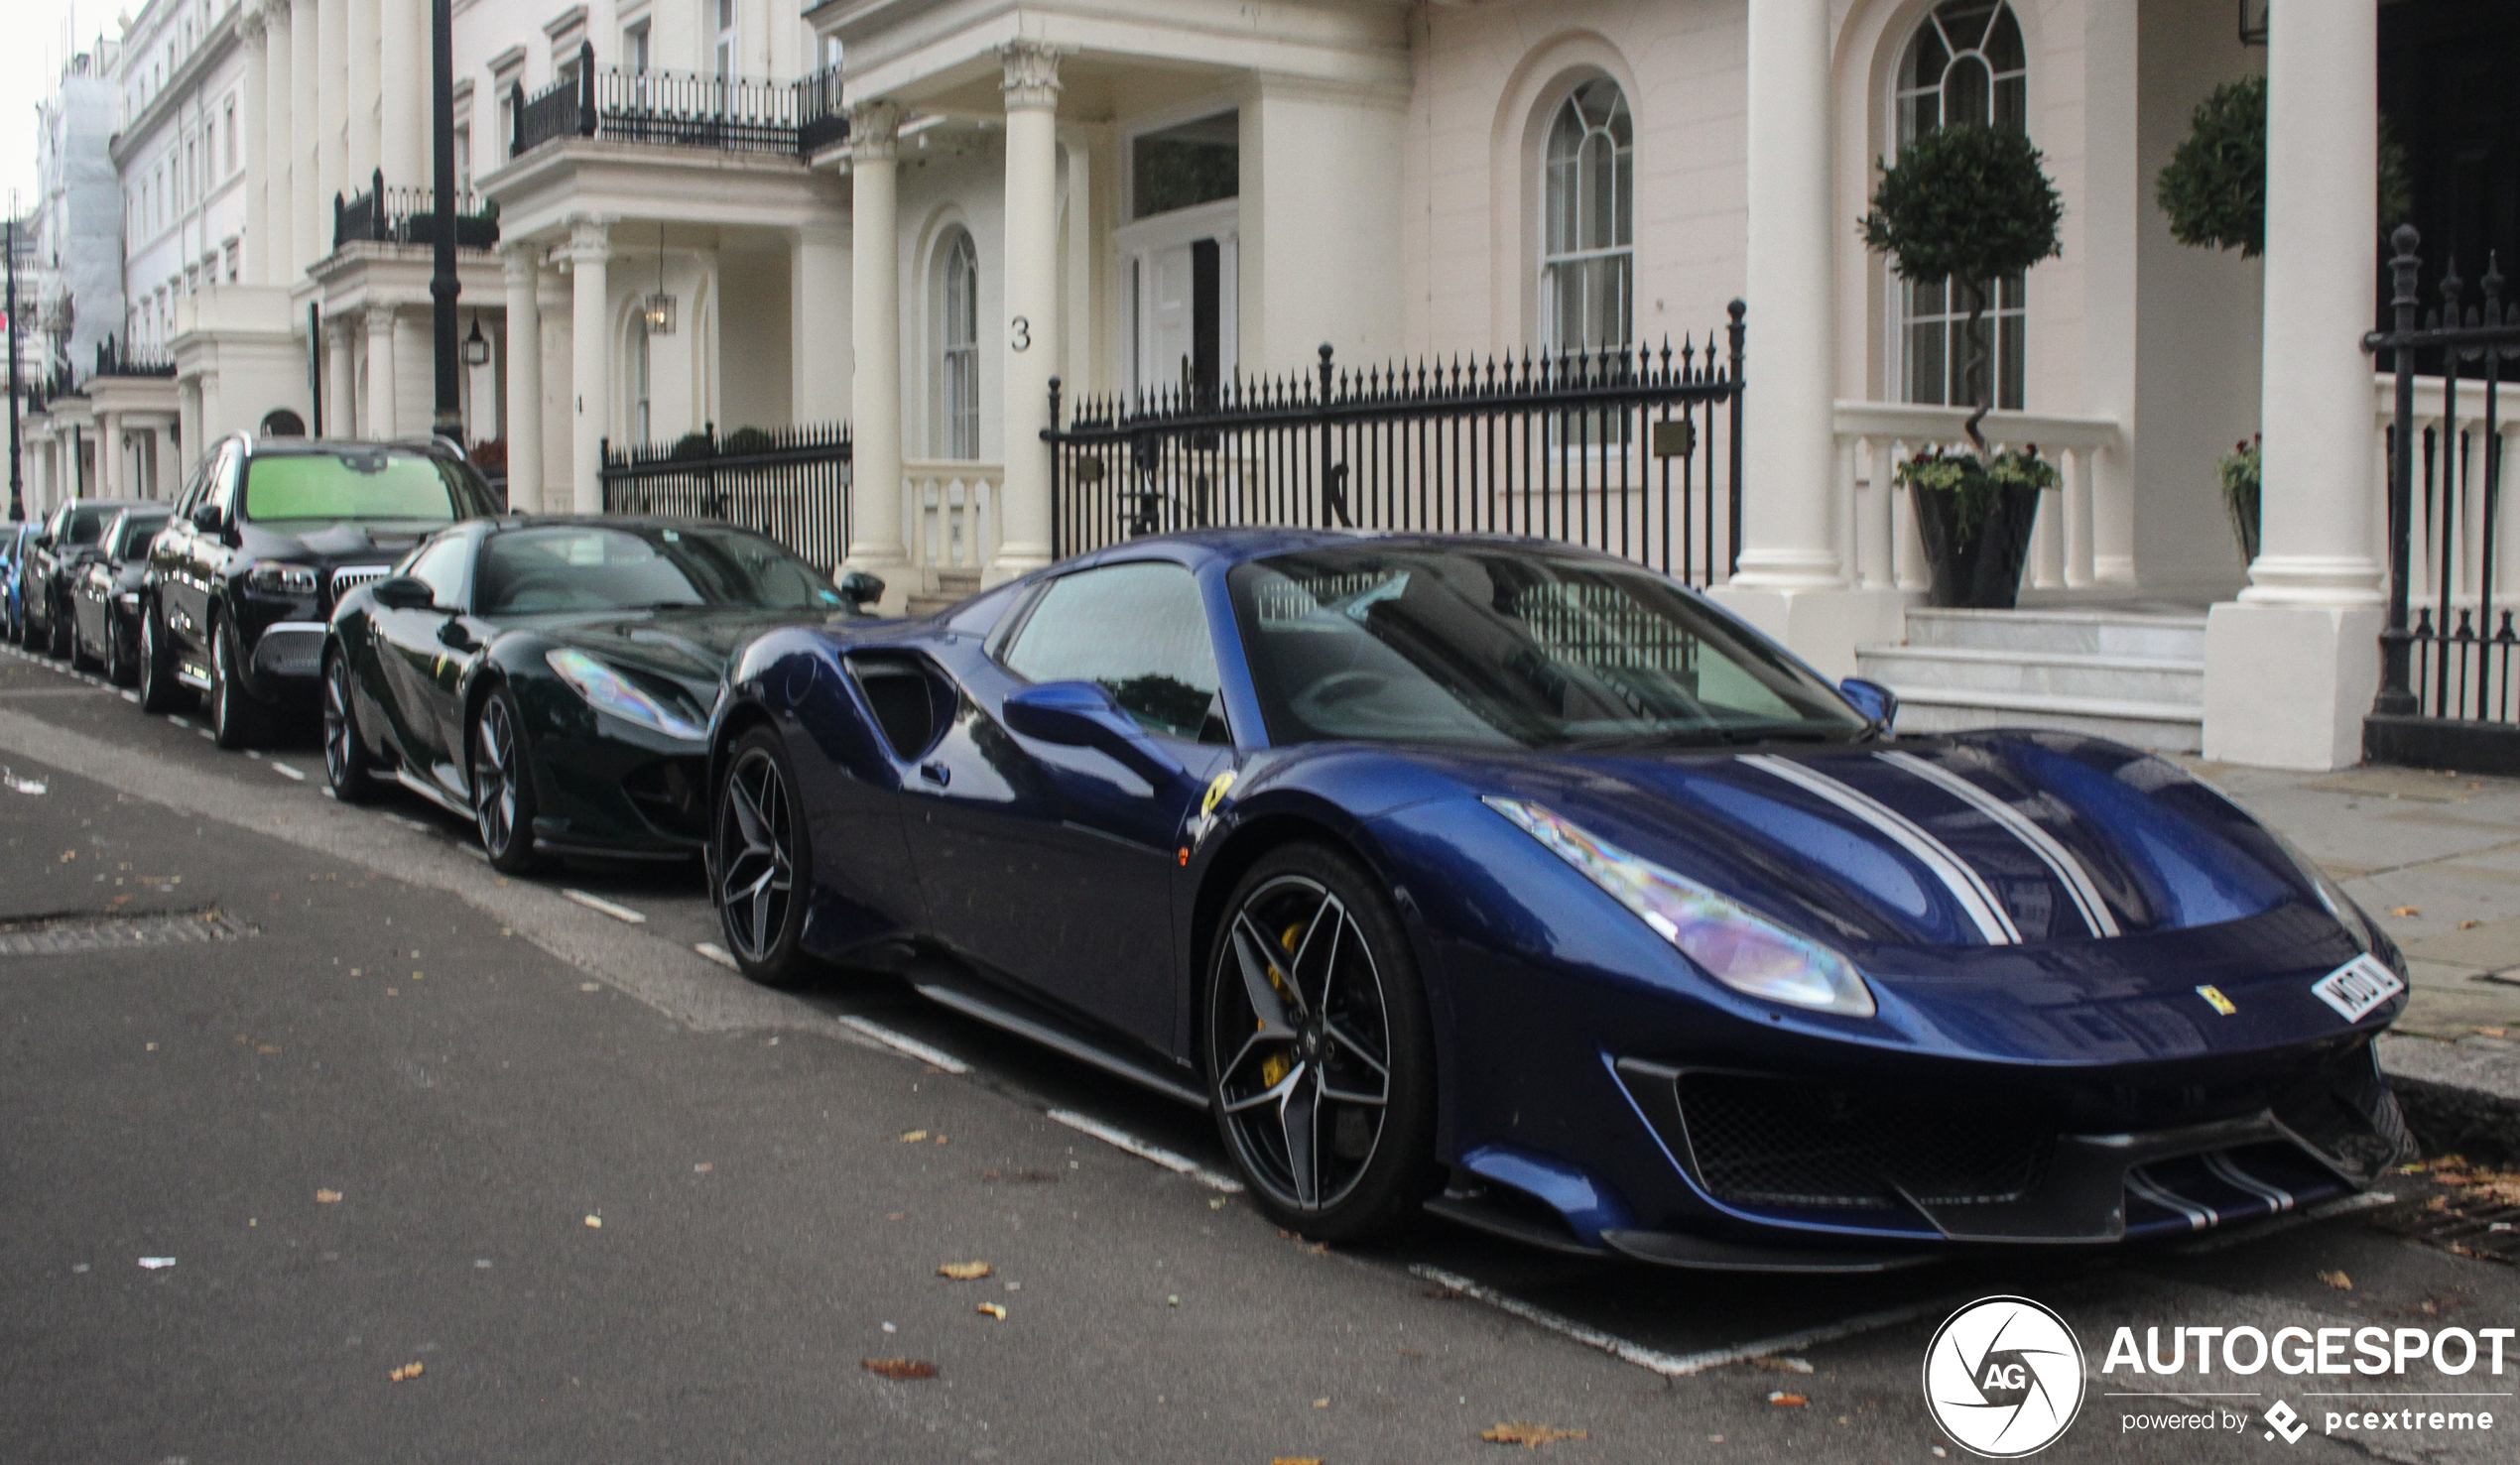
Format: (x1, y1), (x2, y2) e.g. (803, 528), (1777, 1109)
(512, 45), (845, 161)
(332, 170), (500, 251)
(93, 335), (174, 378)
(1044, 305), (1747, 583)
(599, 422), (852, 569)
(2366, 225), (2520, 771)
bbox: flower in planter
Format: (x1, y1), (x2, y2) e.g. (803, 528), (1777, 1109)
(1894, 445), (2060, 552)
(2218, 433), (2263, 564)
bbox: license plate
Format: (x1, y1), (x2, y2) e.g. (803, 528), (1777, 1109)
(2310, 954), (2407, 1023)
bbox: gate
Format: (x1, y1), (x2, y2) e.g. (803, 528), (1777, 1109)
(598, 423), (853, 570)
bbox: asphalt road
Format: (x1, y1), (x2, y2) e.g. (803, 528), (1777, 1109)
(2, 638), (2514, 1464)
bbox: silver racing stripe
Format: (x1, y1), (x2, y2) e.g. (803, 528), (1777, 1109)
(2127, 1168), (2218, 1232)
(2205, 1153), (2295, 1214)
(1739, 754), (2022, 945)
(1876, 750), (2122, 938)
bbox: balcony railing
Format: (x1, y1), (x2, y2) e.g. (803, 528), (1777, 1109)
(1831, 400), (2123, 595)
(511, 44), (845, 162)
(332, 169), (501, 251)
(93, 335), (175, 379)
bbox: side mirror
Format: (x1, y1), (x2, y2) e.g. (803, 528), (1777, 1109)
(369, 575), (438, 611)
(190, 503), (224, 532)
(1839, 676), (1898, 732)
(836, 569), (885, 612)
(1003, 680), (1186, 786)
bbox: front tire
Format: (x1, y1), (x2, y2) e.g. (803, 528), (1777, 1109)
(136, 599), (185, 713)
(1205, 844), (1439, 1244)
(712, 726), (813, 987)
(322, 648), (383, 804)
(208, 614), (264, 750)
(47, 596), (73, 660)
(469, 683), (540, 873)
(103, 606), (136, 686)
(69, 607), (102, 672)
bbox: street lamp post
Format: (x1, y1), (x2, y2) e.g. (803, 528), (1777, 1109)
(431, 0), (461, 439)
(8, 214), (22, 524)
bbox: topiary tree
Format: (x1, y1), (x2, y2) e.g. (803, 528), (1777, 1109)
(2156, 73), (2413, 258)
(1859, 124), (2064, 451)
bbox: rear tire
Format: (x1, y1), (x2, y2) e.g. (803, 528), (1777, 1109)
(208, 614), (264, 750)
(712, 726), (814, 988)
(469, 682), (541, 873)
(322, 648), (383, 804)
(1205, 843), (1440, 1245)
(47, 597), (72, 660)
(136, 599), (185, 713)
(69, 608), (102, 672)
(103, 607), (135, 686)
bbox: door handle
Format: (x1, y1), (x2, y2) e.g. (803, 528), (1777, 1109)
(919, 761), (950, 788)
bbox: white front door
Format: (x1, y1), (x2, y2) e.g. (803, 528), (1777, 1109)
(1115, 197), (1238, 401)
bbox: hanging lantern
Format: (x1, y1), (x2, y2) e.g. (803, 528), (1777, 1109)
(461, 317), (490, 366)
(641, 222), (676, 335)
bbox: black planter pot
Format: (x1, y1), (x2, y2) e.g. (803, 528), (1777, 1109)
(1912, 481), (2043, 609)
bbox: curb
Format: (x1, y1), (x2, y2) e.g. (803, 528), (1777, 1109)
(2378, 1033), (2520, 1165)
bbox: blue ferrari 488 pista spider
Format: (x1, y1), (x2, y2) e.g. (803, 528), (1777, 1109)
(707, 530), (2411, 1270)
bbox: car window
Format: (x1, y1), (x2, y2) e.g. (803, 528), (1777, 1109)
(63, 505), (117, 546)
(242, 450), (486, 524)
(474, 524), (846, 615)
(1002, 560), (1226, 742)
(404, 536), (473, 608)
(202, 444), (242, 523)
(112, 515), (169, 557)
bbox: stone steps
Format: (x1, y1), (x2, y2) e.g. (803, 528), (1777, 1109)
(904, 570), (982, 619)
(1856, 605), (2207, 753)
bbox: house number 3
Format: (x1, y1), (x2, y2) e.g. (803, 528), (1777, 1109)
(1009, 315), (1031, 352)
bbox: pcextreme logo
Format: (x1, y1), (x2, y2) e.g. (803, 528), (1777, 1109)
(1923, 1296), (2088, 1458)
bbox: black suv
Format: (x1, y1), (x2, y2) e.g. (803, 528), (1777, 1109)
(21, 497), (153, 658)
(143, 434), (503, 746)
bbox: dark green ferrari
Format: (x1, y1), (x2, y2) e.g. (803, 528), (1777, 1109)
(322, 516), (879, 871)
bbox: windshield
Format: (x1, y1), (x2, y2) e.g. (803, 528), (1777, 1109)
(63, 506), (116, 546)
(242, 450), (494, 524)
(1228, 544), (1868, 749)
(111, 515), (169, 557)
(475, 524), (846, 615)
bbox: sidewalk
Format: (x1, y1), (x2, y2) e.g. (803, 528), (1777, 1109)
(2185, 757), (2520, 1159)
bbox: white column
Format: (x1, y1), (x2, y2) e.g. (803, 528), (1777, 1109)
(327, 315), (357, 436)
(842, 102), (908, 604)
(1703, 0), (1902, 678)
(263, 0), (295, 283)
(347, 0), (380, 183)
(366, 303), (399, 436)
(987, 41), (1062, 586)
(317, 0), (346, 230)
(391, 307), (422, 439)
(240, 8), (271, 285)
(567, 217), (612, 514)
(2201, 0), (2384, 771)
(177, 389), (201, 476)
(378, 0), (422, 187)
(501, 244), (545, 513)
(292, 0), (318, 271)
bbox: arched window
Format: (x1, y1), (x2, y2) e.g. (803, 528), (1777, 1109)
(937, 228), (980, 458)
(1541, 78), (1632, 353)
(1894, 1), (2028, 410)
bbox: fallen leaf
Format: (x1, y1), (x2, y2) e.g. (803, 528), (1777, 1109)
(2392, 906), (2421, 916)
(937, 1261), (993, 1281)
(59, 850), (73, 862)
(2460, 919), (2482, 930)
(1312, 1398), (1329, 1408)
(583, 1215), (602, 1229)
(1768, 1392), (1809, 1406)
(860, 1358), (939, 1381)
(1481, 1421), (1588, 1447)
(2477, 1027), (2509, 1038)
(258, 1044), (281, 1053)
(1752, 1356), (1815, 1374)
(577, 982), (600, 992)
(387, 1361), (424, 1382)
(693, 1162), (713, 1172)
(976, 1302), (1006, 1319)
(1271, 1458), (1325, 1465)
(2320, 1269), (2353, 1290)
(315, 1189), (342, 1203)
(934, 1135), (949, 1145)
(898, 1130), (929, 1144)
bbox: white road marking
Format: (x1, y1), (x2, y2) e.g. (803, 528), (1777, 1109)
(1045, 1108), (1243, 1192)
(837, 1015), (973, 1075)
(268, 762), (306, 782)
(195, 729), (214, 742)
(1408, 1264), (1957, 1378)
(245, 750), (262, 760)
(460, 845), (489, 862)
(120, 690), (138, 703)
(381, 812), (435, 832)
(562, 889), (648, 924)
(693, 942), (739, 971)
(167, 715), (190, 728)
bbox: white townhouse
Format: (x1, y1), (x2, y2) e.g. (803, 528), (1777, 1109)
(21, 35), (136, 513)
(28, 0), (2494, 770)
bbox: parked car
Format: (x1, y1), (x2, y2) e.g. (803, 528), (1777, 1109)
(706, 529), (2412, 1266)
(324, 516), (880, 871)
(22, 497), (152, 658)
(141, 434), (503, 746)
(67, 505), (175, 682)
(0, 521), (26, 643)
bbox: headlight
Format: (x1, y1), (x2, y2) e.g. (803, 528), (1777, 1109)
(246, 561), (318, 596)
(545, 648), (706, 740)
(1484, 796), (1877, 1018)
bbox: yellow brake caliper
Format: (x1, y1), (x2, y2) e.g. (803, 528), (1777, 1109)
(1257, 920), (1305, 1088)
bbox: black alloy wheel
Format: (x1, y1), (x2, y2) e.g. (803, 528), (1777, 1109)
(68, 603), (102, 673)
(19, 590), (45, 651)
(713, 727), (812, 987)
(103, 606), (135, 686)
(47, 594), (73, 660)
(322, 649), (382, 804)
(1206, 845), (1438, 1243)
(208, 615), (263, 750)
(136, 600), (183, 713)
(469, 684), (541, 873)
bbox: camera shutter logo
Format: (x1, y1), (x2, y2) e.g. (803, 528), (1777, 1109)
(1922, 1296), (2086, 1457)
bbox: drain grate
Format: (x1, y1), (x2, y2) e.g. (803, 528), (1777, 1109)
(2373, 1183), (2520, 1265)
(0, 910), (251, 957)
